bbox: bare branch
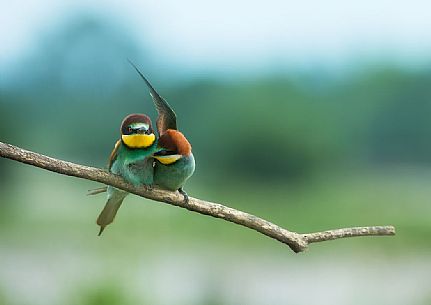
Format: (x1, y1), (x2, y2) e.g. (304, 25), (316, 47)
(0, 141), (395, 253)
(304, 226), (396, 244)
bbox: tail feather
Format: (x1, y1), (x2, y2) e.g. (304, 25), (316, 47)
(96, 189), (128, 235)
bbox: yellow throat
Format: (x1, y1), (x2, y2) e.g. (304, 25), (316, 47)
(122, 134), (155, 148)
(154, 154), (182, 165)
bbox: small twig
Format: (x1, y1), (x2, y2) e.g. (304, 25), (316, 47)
(87, 186), (108, 196)
(304, 226), (396, 244)
(0, 141), (395, 253)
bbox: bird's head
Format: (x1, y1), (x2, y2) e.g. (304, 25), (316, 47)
(120, 114), (156, 148)
(153, 129), (192, 165)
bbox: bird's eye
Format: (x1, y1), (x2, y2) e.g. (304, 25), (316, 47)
(127, 127), (133, 133)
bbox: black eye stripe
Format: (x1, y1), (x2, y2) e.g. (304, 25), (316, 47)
(154, 150), (176, 156)
(122, 124), (151, 135)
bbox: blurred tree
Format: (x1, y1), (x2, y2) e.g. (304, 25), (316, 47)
(12, 14), (145, 94)
(367, 71), (431, 163)
(0, 97), (11, 187)
(2, 13), (431, 185)
(170, 79), (324, 182)
(3, 14), (152, 165)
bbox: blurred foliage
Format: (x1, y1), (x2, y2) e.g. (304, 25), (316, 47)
(1, 15), (430, 209)
(75, 284), (137, 305)
(1, 14), (431, 305)
(0, 96), (11, 191)
(0, 289), (7, 305)
(3, 66), (431, 182)
(2, 16), (430, 183)
(366, 70), (431, 163)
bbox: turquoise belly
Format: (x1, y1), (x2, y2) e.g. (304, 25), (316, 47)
(110, 143), (157, 186)
(153, 154), (195, 191)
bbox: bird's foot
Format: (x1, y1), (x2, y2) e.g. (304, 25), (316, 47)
(178, 188), (189, 204)
(143, 184), (153, 192)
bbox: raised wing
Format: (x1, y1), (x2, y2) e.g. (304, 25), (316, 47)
(128, 60), (177, 135)
(108, 139), (121, 170)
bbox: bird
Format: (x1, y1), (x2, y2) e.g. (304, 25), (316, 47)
(129, 62), (195, 202)
(96, 113), (158, 235)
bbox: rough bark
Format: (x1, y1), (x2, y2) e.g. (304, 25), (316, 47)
(0, 141), (395, 253)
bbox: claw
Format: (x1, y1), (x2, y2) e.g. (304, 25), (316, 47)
(98, 226), (106, 236)
(178, 188), (189, 204)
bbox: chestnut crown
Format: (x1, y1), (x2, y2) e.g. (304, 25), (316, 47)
(120, 114), (153, 135)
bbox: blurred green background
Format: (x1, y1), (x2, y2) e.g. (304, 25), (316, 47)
(1, 2), (431, 305)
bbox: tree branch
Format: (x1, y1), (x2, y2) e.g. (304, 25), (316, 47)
(0, 141), (395, 253)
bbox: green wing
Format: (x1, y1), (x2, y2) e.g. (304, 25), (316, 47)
(129, 60), (177, 135)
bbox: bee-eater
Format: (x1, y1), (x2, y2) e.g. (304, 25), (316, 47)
(130, 63), (195, 202)
(96, 113), (158, 235)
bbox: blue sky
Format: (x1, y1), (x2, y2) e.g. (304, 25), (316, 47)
(1, 0), (431, 75)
